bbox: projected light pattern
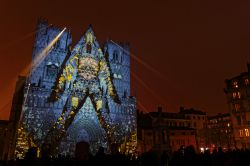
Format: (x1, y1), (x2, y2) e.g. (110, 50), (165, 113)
(15, 21), (137, 157)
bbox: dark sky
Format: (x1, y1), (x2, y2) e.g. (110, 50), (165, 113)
(1, 0), (250, 119)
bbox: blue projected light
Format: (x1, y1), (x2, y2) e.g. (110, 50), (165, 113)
(15, 21), (137, 157)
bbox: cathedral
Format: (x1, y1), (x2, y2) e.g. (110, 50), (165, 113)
(14, 20), (137, 157)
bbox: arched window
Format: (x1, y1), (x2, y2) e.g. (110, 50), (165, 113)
(55, 40), (60, 48)
(113, 50), (119, 62)
(120, 56), (123, 63)
(86, 42), (92, 54)
(123, 90), (127, 98)
(46, 64), (58, 79)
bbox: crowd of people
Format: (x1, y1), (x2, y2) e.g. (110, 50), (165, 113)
(1, 145), (250, 166)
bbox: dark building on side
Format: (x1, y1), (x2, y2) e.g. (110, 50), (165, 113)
(137, 107), (199, 154)
(0, 120), (9, 160)
(224, 63), (250, 149)
(1, 76), (26, 160)
(207, 113), (233, 151)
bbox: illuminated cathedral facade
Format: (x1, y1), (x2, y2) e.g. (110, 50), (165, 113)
(14, 21), (137, 157)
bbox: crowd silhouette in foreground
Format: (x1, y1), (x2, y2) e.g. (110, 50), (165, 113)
(1, 145), (250, 166)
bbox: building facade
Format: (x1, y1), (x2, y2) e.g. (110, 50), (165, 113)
(224, 64), (250, 149)
(179, 107), (207, 151)
(7, 76), (26, 159)
(13, 20), (136, 158)
(137, 107), (197, 154)
(207, 113), (233, 151)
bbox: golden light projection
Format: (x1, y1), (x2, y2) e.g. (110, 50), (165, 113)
(15, 22), (137, 158)
(78, 57), (98, 80)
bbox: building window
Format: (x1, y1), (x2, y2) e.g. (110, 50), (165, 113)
(113, 51), (119, 62)
(121, 56), (123, 63)
(240, 130), (244, 137)
(235, 104), (240, 112)
(86, 42), (92, 53)
(245, 79), (249, 85)
(193, 116), (196, 119)
(237, 116), (242, 125)
(233, 92), (241, 99)
(245, 129), (250, 137)
(233, 92), (237, 99)
(237, 92), (241, 99)
(55, 40), (60, 48)
(194, 122), (197, 127)
(233, 81), (238, 88)
(46, 64), (58, 79)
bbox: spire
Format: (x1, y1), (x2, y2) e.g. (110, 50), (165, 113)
(85, 25), (95, 44)
(70, 24), (101, 56)
(87, 24), (93, 32)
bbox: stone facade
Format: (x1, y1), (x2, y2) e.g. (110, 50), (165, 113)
(14, 20), (136, 158)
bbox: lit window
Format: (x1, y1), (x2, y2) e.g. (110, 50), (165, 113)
(234, 104), (240, 112)
(233, 81), (238, 88)
(238, 92), (241, 99)
(240, 130), (244, 137)
(245, 129), (249, 137)
(245, 79), (249, 85)
(227, 123), (230, 127)
(233, 92), (241, 99)
(233, 92), (237, 99)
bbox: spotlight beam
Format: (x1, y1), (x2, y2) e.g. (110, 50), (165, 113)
(110, 40), (166, 80)
(0, 24), (52, 52)
(137, 100), (151, 113)
(131, 72), (166, 105)
(0, 28), (67, 120)
(29, 27), (67, 75)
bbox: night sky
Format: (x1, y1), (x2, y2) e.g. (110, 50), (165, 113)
(1, 0), (250, 120)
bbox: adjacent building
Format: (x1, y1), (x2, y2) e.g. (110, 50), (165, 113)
(224, 63), (250, 149)
(137, 107), (198, 154)
(0, 120), (9, 160)
(179, 107), (207, 150)
(207, 113), (233, 151)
